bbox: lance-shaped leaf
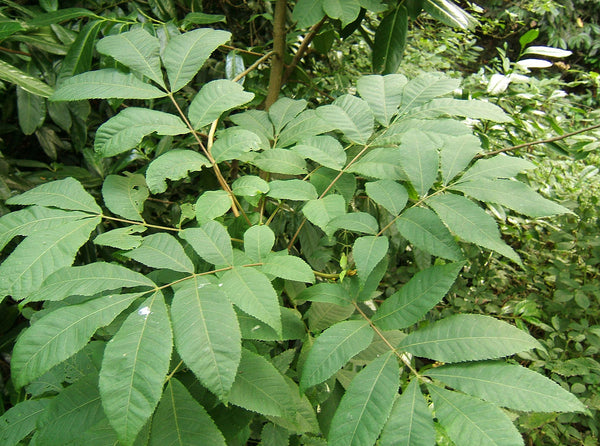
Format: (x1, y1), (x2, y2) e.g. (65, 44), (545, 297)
(277, 109), (335, 147)
(357, 74), (408, 126)
(440, 134), (482, 184)
(145, 149), (210, 194)
(0, 59), (54, 97)
(398, 314), (541, 363)
(326, 212), (379, 235)
(0, 399), (50, 446)
(0, 216), (100, 301)
(93, 226), (146, 250)
(102, 174), (148, 221)
(96, 29), (165, 87)
(303, 194), (346, 233)
(373, 5), (408, 75)
(398, 73), (460, 115)
(6, 177), (101, 214)
(426, 193), (521, 264)
(232, 175), (269, 197)
(27, 8), (98, 26)
(237, 307), (305, 341)
(188, 80), (254, 129)
(346, 147), (405, 180)
(428, 385), (524, 446)
(451, 179), (573, 218)
(300, 320), (373, 391)
(51, 69), (167, 101)
(23, 262), (155, 304)
(212, 127), (261, 162)
(221, 267), (282, 336)
(267, 179), (318, 201)
(253, 149), (307, 175)
(95, 108), (189, 158)
(261, 252), (315, 283)
(398, 129), (439, 197)
(244, 225), (275, 262)
(0, 206), (90, 252)
(269, 97), (308, 134)
(228, 348), (295, 417)
(373, 262), (463, 330)
(11, 292), (143, 388)
(292, 135), (347, 170)
(99, 291), (173, 446)
(296, 282), (351, 306)
(409, 98), (512, 122)
(423, 0), (477, 30)
(353, 236), (389, 283)
(17, 86), (46, 135)
(328, 351), (399, 446)
(425, 361), (585, 413)
(396, 207), (463, 261)
(124, 233), (194, 273)
(180, 221), (233, 266)
(307, 302), (356, 332)
(56, 20), (103, 85)
(316, 95), (374, 144)
(230, 109), (274, 147)
(172, 282), (241, 399)
(150, 379), (226, 446)
(195, 190), (231, 224)
(379, 379), (435, 446)
(162, 28), (231, 92)
(34, 373), (104, 445)
(456, 154), (534, 183)
(365, 180), (408, 215)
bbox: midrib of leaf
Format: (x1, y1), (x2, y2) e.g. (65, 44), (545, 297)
(126, 180), (143, 220)
(204, 235), (231, 266)
(17, 193), (98, 214)
(168, 383), (184, 445)
(399, 211), (454, 247)
(337, 106), (365, 142)
(377, 278), (451, 320)
(141, 244), (192, 272)
(6, 217), (99, 291)
(171, 33), (204, 91)
(401, 334), (531, 349)
(430, 199), (498, 243)
(381, 8), (400, 73)
(405, 385), (419, 444)
(123, 35), (161, 85)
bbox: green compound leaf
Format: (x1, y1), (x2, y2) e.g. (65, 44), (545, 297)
(102, 174), (148, 221)
(221, 267), (282, 336)
(99, 291), (173, 446)
(23, 262), (155, 304)
(228, 348), (295, 417)
(353, 236), (389, 283)
(172, 281), (241, 399)
(300, 320), (374, 391)
(261, 252), (315, 283)
(27, 8), (98, 26)
(307, 302), (355, 332)
(346, 147), (405, 180)
(195, 190), (231, 224)
(328, 351), (399, 446)
(365, 180), (408, 215)
(451, 179), (573, 218)
(212, 127), (261, 163)
(398, 314), (542, 363)
(409, 98), (512, 122)
(373, 5), (408, 75)
(398, 129), (439, 197)
(269, 97), (308, 134)
(456, 154), (534, 184)
(6, 177), (101, 214)
(230, 110), (274, 147)
(253, 149), (308, 175)
(440, 134), (482, 184)
(425, 361), (585, 413)
(95, 108), (189, 158)
(396, 207), (463, 261)
(56, 20), (104, 85)
(292, 135), (347, 170)
(162, 28), (231, 92)
(146, 149), (210, 194)
(426, 193), (521, 264)
(326, 212), (379, 235)
(0, 399), (50, 446)
(0, 59), (54, 97)
(373, 262), (463, 330)
(237, 307), (305, 341)
(293, 0), (326, 28)
(428, 385), (524, 446)
(0, 216), (100, 301)
(93, 225), (146, 250)
(188, 80), (255, 129)
(379, 379), (435, 446)
(398, 73), (461, 115)
(124, 233), (195, 273)
(296, 282), (351, 306)
(150, 379), (226, 446)
(277, 109), (335, 147)
(232, 175), (270, 197)
(316, 94), (374, 144)
(180, 221), (233, 266)
(267, 179), (318, 201)
(244, 225), (275, 262)
(303, 194), (347, 233)
(17, 86), (46, 135)
(322, 0), (361, 27)
(0, 206), (90, 252)
(51, 69), (167, 101)
(357, 74), (407, 126)
(422, 0), (478, 30)
(11, 292), (144, 388)
(96, 29), (165, 87)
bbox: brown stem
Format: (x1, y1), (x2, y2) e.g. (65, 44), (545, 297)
(477, 122), (600, 158)
(219, 44), (265, 57)
(233, 50), (275, 82)
(281, 17), (327, 85)
(264, 0), (287, 110)
(101, 214), (180, 232)
(0, 46), (31, 56)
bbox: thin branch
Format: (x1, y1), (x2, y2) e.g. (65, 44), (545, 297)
(233, 50), (275, 82)
(477, 122), (600, 158)
(281, 17), (327, 85)
(264, 0), (287, 110)
(0, 46), (31, 56)
(219, 44), (265, 57)
(101, 214), (181, 232)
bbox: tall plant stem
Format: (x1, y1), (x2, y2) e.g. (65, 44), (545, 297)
(478, 122), (600, 158)
(264, 0), (287, 110)
(281, 17), (327, 85)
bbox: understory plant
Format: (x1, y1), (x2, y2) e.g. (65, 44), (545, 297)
(0, 2), (592, 446)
